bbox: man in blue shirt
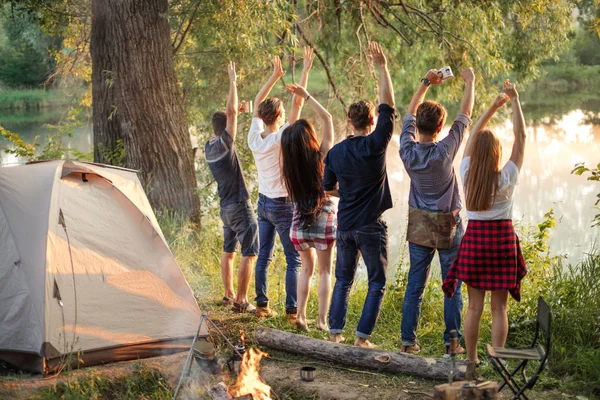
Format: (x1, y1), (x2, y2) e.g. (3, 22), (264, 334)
(323, 42), (395, 348)
(399, 67), (475, 355)
(205, 62), (258, 313)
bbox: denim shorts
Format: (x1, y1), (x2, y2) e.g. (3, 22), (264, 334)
(220, 200), (259, 256)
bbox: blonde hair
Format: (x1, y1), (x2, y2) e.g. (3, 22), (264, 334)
(465, 130), (502, 211)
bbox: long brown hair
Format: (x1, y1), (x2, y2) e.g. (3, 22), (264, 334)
(281, 119), (326, 228)
(465, 130), (502, 211)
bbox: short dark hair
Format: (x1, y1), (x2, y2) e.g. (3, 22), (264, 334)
(212, 111), (227, 136)
(347, 100), (376, 130)
(416, 100), (447, 136)
(258, 98), (283, 125)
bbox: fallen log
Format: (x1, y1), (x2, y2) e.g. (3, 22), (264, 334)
(255, 328), (469, 381)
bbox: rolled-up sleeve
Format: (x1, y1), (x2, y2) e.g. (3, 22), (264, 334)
(440, 113), (472, 159)
(322, 154), (337, 191)
(369, 104), (396, 151)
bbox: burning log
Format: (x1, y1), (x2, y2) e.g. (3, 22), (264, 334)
(208, 382), (233, 400)
(255, 327), (470, 380)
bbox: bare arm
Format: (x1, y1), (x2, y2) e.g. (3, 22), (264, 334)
(463, 93), (509, 159)
(288, 47), (314, 124)
(253, 56), (285, 118)
(225, 61), (238, 138)
(406, 69), (443, 115)
(459, 67), (475, 118)
(286, 84), (333, 157)
(506, 82), (526, 170)
(369, 42), (394, 108)
(325, 189), (339, 198)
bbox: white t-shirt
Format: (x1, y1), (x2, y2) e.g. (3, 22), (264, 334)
(248, 118), (290, 198)
(460, 157), (519, 220)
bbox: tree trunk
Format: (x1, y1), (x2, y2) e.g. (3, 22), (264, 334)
(255, 328), (470, 381)
(90, 0), (200, 222)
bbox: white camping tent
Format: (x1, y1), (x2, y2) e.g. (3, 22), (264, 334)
(0, 160), (201, 374)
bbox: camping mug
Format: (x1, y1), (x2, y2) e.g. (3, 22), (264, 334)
(439, 66), (454, 81)
(300, 366), (316, 382)
(242, 100), (253, 113)
(227, 344), (246, 376)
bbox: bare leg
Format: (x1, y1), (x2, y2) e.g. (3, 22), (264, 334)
(490, 291), (509, 348)
(221, 252), (236, 300)
(296, 248), (316, 329)
(315, 246), (333, 330)
(464, 285), (485, 363)
(235, 255), (256, 304)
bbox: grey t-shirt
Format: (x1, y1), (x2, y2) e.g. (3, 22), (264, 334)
(205, 130), (250, 206)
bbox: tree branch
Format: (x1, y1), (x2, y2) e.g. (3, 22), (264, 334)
(172, 0), (202, 55)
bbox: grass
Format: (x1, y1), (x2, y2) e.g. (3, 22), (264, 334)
(0, 88), (83, 110)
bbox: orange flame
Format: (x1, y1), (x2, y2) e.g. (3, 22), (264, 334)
(240, 330), (247, 347)
(229, 347), (271, 400)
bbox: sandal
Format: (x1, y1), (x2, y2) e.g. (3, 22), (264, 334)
(221, 296), (233, 307)
(232, 302), (256, 313)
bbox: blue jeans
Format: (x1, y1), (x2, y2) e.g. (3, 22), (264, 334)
(329, 219), (388, 339)
(255, 194), (301, 313)
(401, 217), (464, 346)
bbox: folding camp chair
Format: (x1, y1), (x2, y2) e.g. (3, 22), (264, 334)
(485, 297), (551, 400)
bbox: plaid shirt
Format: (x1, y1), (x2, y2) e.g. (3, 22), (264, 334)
(399, 113), (471, 213)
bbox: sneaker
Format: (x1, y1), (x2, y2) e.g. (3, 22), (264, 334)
(286, 312), (298, 325)
(255, 305), (278, 318)
(400, 344), (421, 354)
(232, 302), (256, 314)
(444, 344), (466, 358)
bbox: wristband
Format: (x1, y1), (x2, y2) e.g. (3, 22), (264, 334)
(305, 94), (311, 101)
(421, 78), (431, 87)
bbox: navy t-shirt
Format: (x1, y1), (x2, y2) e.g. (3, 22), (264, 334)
(205, 129), (250, 206)
(323, 104), (395, 231)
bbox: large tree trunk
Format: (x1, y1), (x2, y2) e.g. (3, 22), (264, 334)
(255, 328), (471, 381)
(90, 0), (200, 222)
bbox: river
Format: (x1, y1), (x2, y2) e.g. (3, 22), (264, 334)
(1, 106), (599, 267)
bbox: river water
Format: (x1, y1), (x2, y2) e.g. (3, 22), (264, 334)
(1, 107), (599, 266)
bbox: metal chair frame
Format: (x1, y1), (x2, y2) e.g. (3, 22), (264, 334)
(487, 296), (551, 400)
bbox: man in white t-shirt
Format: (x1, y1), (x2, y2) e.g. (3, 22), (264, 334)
(248, 51), (314, 322)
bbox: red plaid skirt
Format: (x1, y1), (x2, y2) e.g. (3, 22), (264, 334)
(442, 219), (527, 301)
(290, 199), (337, 251)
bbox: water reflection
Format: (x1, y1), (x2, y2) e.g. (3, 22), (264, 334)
(1, 108), (599, 266)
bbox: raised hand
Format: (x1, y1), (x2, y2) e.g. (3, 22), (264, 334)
(425, 69), (444, 85)
(504, 79), (519, 99)
(227, 61), (237, 82)
(492, 93), (509, 109)
(368, 41), (387, 67)
(461, 67), (475, 83)
(272, 55), (286, 79)
(286, 83), (309, 99)
(303, 46), (315, 71)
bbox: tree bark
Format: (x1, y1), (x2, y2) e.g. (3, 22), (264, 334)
(255, 328), (469, 381)
(90, 0), (200, 222)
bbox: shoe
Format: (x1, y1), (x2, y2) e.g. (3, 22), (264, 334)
(444, 344), (466, 358)
(400, 344), (421, 354)
(221, 296), (233, 307)
(255, 305), (278, 318)
(232, 302), (256, 313)
(286, 312), (298, 325)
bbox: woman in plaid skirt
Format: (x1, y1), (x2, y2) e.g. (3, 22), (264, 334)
(442, 80), (527, 364)
(280, 83), (336, 331)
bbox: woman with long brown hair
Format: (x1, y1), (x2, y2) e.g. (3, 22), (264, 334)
(280, 83), (335, 331)
(443, 80), (527, 364)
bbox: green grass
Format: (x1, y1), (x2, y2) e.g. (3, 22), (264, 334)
(0, 88), (83, 110)
(160, 209), (600, 399)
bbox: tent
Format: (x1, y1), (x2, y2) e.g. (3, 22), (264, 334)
(0, 160), (202, 374)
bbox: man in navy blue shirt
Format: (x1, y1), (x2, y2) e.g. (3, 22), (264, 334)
(323, 42), (395, 347)
(205, 62), (258, 313)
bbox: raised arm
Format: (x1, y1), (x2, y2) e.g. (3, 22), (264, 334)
(369, 42), (394, 108)
(506, 81), (526, 170)
(288, 47), (314, 124)
(459, 67), (475, 118)
(225, 61), (238, 138)
(463, 93), (509, 159)
(253, 56), (285, 118)
(406, 69), (443, 115)
(286, 84), (334, 157)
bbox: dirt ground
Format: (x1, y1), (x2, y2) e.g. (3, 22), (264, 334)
(0, 349), (586, 400)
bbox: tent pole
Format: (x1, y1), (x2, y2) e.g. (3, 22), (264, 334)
(173, 312), (207, 400)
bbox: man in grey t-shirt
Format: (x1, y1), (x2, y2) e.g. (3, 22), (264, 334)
(205, 62), (258, 313)
(399, 67), (475, 356)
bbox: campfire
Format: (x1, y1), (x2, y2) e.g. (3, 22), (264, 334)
(229, 347), (272, 400)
